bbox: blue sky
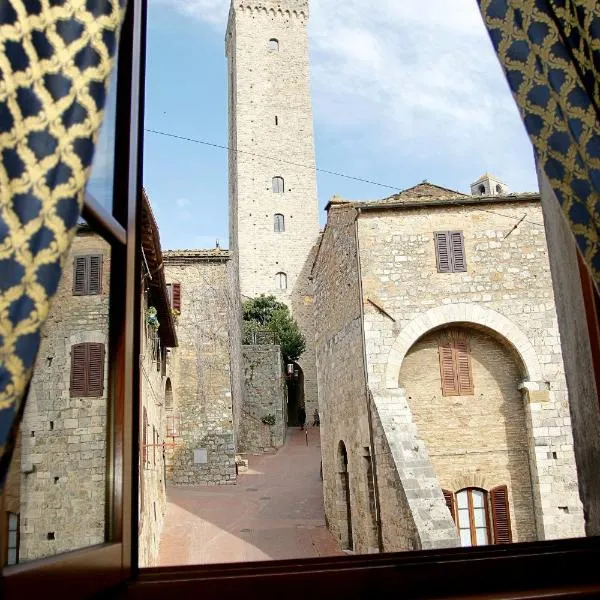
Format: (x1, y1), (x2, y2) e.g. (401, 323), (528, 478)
(139, 0), (538, 250)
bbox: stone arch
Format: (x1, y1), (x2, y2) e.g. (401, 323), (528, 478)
(385, 304), (542, 389)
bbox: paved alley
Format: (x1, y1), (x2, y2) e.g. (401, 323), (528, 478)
(158, 427), (343, 565)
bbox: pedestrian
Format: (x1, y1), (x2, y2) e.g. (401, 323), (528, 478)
(298, 406), (306, 430)
(313, 408), (320, 427)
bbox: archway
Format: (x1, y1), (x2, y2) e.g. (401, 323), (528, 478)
(337, 441), (353, 551)
(165, 378), (173, 411)
(286, 363), (305, 426)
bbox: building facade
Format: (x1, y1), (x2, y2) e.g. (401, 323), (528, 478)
(226, 0), (320, 420)
(313, 181), (584, 553)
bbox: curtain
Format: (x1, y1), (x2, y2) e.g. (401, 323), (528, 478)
(478, 0), (600, 283)
(0, 0), (125, 485)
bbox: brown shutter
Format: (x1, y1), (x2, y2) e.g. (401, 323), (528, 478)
(70, 344), (87, 396)
(88, 255), (103, 294)
(142, 408), (148, 465)
(73, 257), (88, 295)
(435, 232), (451, 273)
(490, 485), (512, 544)
(87, 343), (105, 397)
(450, 231), (467, 272)
(454, 336), (473, 395)
(442, 489), (456, 522)
(439, 339), (459, 395)
(172, 283), (181, 312)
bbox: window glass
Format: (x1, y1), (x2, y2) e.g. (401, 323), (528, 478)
(1, 220), (112, 565)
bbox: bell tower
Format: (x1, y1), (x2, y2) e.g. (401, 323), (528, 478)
(226, 0), (319, 301)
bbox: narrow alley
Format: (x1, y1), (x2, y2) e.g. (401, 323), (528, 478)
(158, 427), (342, 565)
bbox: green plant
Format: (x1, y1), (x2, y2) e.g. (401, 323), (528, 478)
(261, 414), (276, 426)
(145, 306), (159, 330)
(242, 295), (306, 362)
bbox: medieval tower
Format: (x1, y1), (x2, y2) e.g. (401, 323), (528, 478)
(226, 0), (320, 417)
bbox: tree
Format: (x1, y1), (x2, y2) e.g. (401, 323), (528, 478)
(242, 295), (306, 362)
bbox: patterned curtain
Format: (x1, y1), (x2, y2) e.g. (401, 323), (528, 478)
(478, 0), (600, 283)
(0, 1), (125, 485)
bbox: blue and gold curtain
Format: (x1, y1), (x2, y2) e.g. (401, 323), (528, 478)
(478, 0), (600, 280)
(0, 1), (125, 485)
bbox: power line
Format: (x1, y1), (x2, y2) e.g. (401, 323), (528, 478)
(144, 127), (545, 228)
(145, 127), (401, 191)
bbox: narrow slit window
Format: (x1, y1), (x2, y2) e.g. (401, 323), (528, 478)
(274, 213), (285, 232)
(272, 176), (284, 194)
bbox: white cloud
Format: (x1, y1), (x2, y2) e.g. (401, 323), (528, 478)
(176, 197), (192, 208)
(152, 0), (536, 192)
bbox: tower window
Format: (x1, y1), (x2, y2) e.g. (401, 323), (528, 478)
(478, 184), (486, 194)
(269, 38), (279, 51)
(496, 184), (502, 193)
(272, 176), (284, 194)
(275, 116), (279, 126)
(275, 272), (287, 290)
(274, 214), (285, 232)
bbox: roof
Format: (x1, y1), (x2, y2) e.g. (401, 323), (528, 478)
(141, 190), (178, 348)
(472, 172), (506, 185)
(163, 249), (231, 262)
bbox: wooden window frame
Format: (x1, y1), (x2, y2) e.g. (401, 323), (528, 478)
(5, 512), (19, 567)
(435, 230), (467, 273)
(4, 2), (600, 598)
(73, 254), (104, 296)
(455, 488), (492, 547)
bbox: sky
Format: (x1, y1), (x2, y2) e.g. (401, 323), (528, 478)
(138, 0), (538, 250)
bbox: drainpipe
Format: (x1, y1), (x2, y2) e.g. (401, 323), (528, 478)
(354, 207), (384, 552)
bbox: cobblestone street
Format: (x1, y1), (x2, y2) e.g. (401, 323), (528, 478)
(158, 427), (342, 565)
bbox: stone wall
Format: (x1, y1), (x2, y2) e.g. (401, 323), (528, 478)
(164, 251), (239, 486)
(239, 345), (287, 453)
(400, 327), (537, 543)
(538, 169), (600, 536)
(356, 198), (584, 541)
(19, 231), (111, 560)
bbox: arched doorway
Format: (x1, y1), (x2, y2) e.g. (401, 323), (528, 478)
(337, 441), (353, 551)
(286, 363), (305, 426)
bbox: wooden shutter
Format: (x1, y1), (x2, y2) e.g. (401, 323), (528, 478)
(70, 343), (87, 396)
(73, 257), (88, 295)
(435, 232), (451, 273)
(172, 283), (181, 312)
(87, 343), (105, 397)
(88, 255), (103, 294)
(454, 336), (473, 395)
(490, 485), (512, 544)
(442, 489), (456, 522)
(450, 231), (467, 272)
(142, 408), (148, 465)
(439, 339), (459, 395)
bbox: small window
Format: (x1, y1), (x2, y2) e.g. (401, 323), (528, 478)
(272, 176), (284, 194)
(275, 116), (279, 126)
(275, 272), (287, 290)
(443, 486), (512, 546)
(478, 184), (486, 194)
(274, 214), (285, 232)
(70, 342), (105, 397)
(434, 231), (467, 273)
(6, 512), (19, 566)
(438, 331), (473, 396)
(73, 254), (103, 295)
(167, 282), (181, 312)
(269, 38), (279, 51)
(496, 184), (502, 193)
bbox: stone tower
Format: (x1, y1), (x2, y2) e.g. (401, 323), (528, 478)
(226, 0), (320, 416)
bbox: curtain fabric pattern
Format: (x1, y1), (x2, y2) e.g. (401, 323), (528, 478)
(0, 0), (124, 485)
(478, 0), (600, 282)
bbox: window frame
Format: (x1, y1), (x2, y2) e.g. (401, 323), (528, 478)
(275, 271), (288, 290)
(73, 253), (104, 296)
(272, 176), (285, 194)
(274, 213), (285, 233)
(434, 230), (467, 273)
(438, 332), (474, 396)
(4, 2), (600, 598)
(455, 488), (491, 547)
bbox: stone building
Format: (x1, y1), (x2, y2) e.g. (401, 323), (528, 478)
(226, 0), (320, 422)
(313, 178), (584, 553)
(0, 193), (177, 568)
(163, 250), (243, 486)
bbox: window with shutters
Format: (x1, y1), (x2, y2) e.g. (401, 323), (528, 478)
(73, 254), (103, 295)
(434, 231), (467, 273)
(70, 343), (105, 397)
(272, 176), (284, 193)
(274, 213), (285, 232)
(167, 282), (181, 313)
(438, 331), (473, 396)
(443, 487), (512, 546)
